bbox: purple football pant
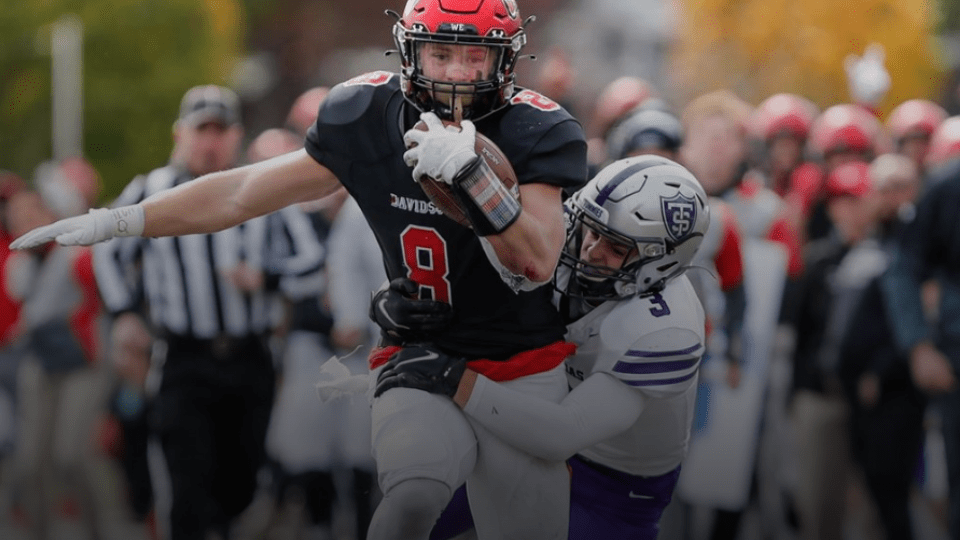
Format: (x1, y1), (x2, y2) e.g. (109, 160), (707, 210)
(430, 484), (473, 540)
(568, 455), (680, 540)
(430, 456), (680, 540)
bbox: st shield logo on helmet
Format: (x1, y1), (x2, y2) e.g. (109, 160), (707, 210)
(661, 193), (697, 242)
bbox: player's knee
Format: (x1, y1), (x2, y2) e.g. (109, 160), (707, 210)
(381, 477), (451, 532)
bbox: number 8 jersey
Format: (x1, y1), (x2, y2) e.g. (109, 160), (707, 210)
(305, 72), (587, 360)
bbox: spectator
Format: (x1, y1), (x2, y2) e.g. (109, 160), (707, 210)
(790, 161), (882, 540)
(837, 153), (926, 540)
(5, 157), (113, 540)
(881, 147), (960, 540)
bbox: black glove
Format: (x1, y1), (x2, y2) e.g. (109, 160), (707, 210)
(374, 344), (467, 398)
(370, 277), (452, 342)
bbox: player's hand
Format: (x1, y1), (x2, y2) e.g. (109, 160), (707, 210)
(403, 112), (478, 185)
(10, 205), (144, 250)
(910, 341), (957, 394)
(369, 277), (452, 342)
(844, 42), (891, 107)
(374, 344), (467, 398)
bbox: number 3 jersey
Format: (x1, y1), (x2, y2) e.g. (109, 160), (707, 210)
(562, 273), (707, 477)
(304, 71), (587, 360)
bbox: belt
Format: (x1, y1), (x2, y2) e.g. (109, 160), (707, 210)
(161, 332), (267, 361)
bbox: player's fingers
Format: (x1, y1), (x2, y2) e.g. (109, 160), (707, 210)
(56, 230), (87, 246)
(10, 226), (58, 250)
(459, 120), (476, 138)
(403, 128), (425, 149)
(403, 147), (420, 168)
(374, 375), (397, 398)
(420, 112), (443, 130)
(390, 277), (420, 297)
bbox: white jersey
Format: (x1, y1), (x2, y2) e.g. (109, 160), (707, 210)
(562, 274), (706, 476)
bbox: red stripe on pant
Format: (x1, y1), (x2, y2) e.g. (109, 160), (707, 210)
(368, 340), (576, 383)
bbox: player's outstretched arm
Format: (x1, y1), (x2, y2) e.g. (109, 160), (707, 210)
(142, 149), (340, 237)
(460, 371), (644, 461)
(11, 150), (340, 250)
(373, 346), (643, 461)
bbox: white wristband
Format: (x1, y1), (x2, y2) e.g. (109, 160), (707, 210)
(90, 205), (145, 240)
(110, 205), (145, 237)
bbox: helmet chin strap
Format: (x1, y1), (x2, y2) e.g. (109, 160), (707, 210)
(560, 277), (602, 323)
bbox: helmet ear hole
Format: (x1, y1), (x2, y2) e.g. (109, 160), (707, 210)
(657, 261), (678, 273)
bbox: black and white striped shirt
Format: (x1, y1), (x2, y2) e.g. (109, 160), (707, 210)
(93, 165), (324, 339)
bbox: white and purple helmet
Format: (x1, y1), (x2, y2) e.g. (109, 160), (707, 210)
(561, 155), (710, 300)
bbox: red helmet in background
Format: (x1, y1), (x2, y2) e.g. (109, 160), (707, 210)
(591, 77), (657, 138)
(886, 99), (947, 142)
(809, 104), (885, 157)
(825, 161), (872, 198)
(751, 93), (819, 142)
(393, 0), (528, 121)
(925, 115), (960, 167)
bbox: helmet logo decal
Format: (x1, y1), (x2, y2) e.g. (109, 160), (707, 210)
(661, 193), (697, 242)
(502, 0), (519, 18)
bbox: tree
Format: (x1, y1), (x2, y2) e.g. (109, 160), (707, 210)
(0, 0), (244, 200)
(668, 0), (945, 114)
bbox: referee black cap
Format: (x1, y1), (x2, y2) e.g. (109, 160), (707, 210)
(179, 85), (241, 127)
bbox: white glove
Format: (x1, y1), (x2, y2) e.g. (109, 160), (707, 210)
(315, 354), (371, 403)
(845, 43), (891, 107)
(10, 205), (145, 250)
(403, 112), (478, 185)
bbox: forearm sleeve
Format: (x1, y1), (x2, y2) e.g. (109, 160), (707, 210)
(463, 372), (644, 461)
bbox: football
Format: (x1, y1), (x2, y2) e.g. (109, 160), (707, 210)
(411, 120), (520, 228)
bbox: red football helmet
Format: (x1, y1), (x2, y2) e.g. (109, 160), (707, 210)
(886, 99), (947, 142)
(809, 104), (883, 157)
(751, 93), (819, 142)
(925, 115), (960, 167)
(392, 0), (529, 121)
(825, 161), (872, 198)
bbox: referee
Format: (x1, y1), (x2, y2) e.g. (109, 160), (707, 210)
(93, 85), (324, 540)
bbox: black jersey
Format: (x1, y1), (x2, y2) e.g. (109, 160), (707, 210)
(305, 71), (587, 360)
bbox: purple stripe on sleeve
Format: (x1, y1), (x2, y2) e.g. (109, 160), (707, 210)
(622, 370), (698, 387)
(626, 343), (703, 358)
(613, 357), (700, 375)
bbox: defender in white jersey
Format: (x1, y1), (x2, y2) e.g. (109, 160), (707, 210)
(376, 156), (709, 539)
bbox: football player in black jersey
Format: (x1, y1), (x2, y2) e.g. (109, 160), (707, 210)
(10, 1), (588, 539)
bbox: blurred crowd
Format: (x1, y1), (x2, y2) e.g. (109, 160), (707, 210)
(2, 42), (960, 540)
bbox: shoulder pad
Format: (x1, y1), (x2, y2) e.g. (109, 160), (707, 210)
(308, 72), (402, 163)
(318, 71), (399, 127)
(490, 89), (586, 191)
